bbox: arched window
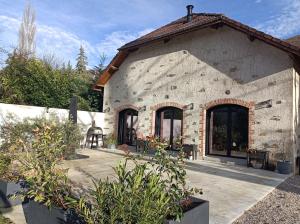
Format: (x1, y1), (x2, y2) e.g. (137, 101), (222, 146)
(118, 109), (138, 145)
(155, 107), (183, 149)
(206, 104), (248, 158)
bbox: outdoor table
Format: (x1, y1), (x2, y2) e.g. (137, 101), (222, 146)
(88, 127), (104, 149)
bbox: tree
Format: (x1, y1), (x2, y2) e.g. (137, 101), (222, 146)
(18, 3), (36, 58)
(67, 60), (72, 71)
(76, 45), (87, 73)
(42, 53), (60, 69)
(93, 53), (106, 76)
(0, 55), (95, 110)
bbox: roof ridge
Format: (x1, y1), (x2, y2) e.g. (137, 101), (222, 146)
(193, 12), (224, 17)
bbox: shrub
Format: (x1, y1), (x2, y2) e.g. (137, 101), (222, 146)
(0, 114), (83, 158)
(0, 135), (22, 182)
(0, 153), (11, 177)
(0, 114), (83, 208)
(0, 55), (102, 111)
(105, 133), (117, 145)
(15, 117), (76, 208)
(0, 212), (13, 224)
(78, 138), (201, 224)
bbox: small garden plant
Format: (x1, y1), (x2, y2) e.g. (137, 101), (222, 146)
(105, 133), (118, 146)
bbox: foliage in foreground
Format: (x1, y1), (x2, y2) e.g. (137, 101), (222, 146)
(0, 212), (13, 224)
(0, 116), (203, 223)
(0, 114), (83, 210)
(78, 138), (201, 224)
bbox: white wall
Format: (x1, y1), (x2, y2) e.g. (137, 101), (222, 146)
(0, 103), (105, 138)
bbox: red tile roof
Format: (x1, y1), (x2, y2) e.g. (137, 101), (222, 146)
(120, 13), (222, 50)
(95, 13), (300, 88)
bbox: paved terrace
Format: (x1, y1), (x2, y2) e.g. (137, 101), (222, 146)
(65, 148), (288, 224)
(2, 148), (289, 224)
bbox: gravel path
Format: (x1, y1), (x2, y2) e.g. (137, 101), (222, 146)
(233, 176), (300, 224)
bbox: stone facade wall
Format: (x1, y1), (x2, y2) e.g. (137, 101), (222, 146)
(103, 26), (296, 167)
(293, 68), (300, 173)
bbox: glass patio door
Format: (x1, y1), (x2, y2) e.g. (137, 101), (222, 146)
(118, 109), (138, 145)
(206, 105), (248, 158)
(155, 107), (183, 149)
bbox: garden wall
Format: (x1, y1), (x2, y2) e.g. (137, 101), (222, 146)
(0, 103), (105, 142)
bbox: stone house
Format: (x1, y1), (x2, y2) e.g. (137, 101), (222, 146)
(94, 6), (300, 172)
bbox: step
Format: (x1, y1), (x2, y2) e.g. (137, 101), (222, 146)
(204, 155), (247, 166)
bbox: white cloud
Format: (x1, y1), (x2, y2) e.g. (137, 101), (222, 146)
(36, 24), (96, 65)
(0, 14), (153, 66)
(96, 28), (154, 57)
(0, 15), (20, 49)
(0, 15), (90, 64)
(255, 0), (262, 3)
(255, 0), (300, 38)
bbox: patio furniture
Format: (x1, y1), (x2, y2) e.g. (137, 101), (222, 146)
(182, 144), (198, 160)
(85, 127), (104, 149)
(247, 150), (269, 169)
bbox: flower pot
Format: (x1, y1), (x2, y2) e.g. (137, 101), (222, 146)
(166, 197), (209, 224)
(0, 180), (23, 208)
(108, 144), (116, 150)
(277, 160), (292, 174)
(22, 199), (85, 224)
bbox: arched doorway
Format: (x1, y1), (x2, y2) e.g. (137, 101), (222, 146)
(206, 104), (248, 158)
(155, 107), (183, 149)
(118, 109), (138, 145)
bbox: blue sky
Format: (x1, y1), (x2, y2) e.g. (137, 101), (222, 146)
(0, 0), (300, 67)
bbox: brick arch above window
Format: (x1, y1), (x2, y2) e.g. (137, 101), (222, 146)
(150, 102), (185, 111)
(199, 98), (255, 158)
(204, 98), (254, 110)
(115, 104), (139, 113)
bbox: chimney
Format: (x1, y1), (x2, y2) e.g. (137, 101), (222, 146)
(186, 5), (194, 22)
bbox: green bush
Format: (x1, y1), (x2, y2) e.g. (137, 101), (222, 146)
(0, 114), (83, 159)
(0, 114), (82, 208)
(78, 138), (201, 224)
(0, 54), (102, 111)
(15, 117), (75, 208)
(0, 153), (11, 177)
(0, 212), (13, 224)
(105, 133), (117, 145)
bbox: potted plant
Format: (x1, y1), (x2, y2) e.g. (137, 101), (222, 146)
(0, 117), (29, 209)
(277, 141), (292, 174)
(105, 133), (117, 150)
(15, 119), (85, 224)
(78, 138), (208, 224)
(0, 153), (24, 208)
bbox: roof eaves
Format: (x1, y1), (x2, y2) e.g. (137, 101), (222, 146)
(221, 16), (300, 56)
